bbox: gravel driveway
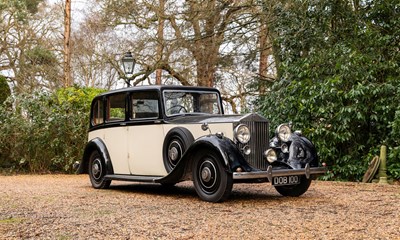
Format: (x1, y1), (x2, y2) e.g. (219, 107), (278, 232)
(0, 174), (399, 239)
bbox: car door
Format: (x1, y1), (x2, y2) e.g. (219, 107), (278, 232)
(101, 93), (130, 175)
(127, 91), (167, 176)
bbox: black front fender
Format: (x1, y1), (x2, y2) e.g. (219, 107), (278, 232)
(287, 134), (319, 168)
(185, 135), (253, 173)
(78, 138), (114, 175)
(158, 134), (250, 184)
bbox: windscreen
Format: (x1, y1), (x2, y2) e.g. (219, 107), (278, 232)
(163, 90), (222, 116)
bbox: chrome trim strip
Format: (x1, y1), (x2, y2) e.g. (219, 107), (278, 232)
(232, 163), (327, 182)
(105, 174), (163, 183)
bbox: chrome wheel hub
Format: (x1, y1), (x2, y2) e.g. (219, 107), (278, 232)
(168, 140), (182, 166)
(198, 159), (218, 193)
(92, 158), (102, 180)
(168, 146), (179, 161)
(201, 167), (212, 182)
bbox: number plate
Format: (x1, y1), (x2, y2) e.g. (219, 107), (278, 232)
(272, 176), (300, 186)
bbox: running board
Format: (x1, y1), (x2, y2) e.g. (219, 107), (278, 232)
(104, 174), (164, 183)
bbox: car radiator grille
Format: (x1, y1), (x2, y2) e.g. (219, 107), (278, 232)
(238, 121), (269, 170)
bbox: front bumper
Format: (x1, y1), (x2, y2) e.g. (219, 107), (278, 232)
(233, 163), (326, 182)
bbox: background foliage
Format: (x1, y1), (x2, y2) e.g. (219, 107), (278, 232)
(0, 75), (11, 104)
(0, 87), (104, 173)
(259, 0), (400, 180)
(0, 0), (399, 180)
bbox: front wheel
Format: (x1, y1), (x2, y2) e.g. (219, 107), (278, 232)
(274, 176), (311, 197)
(192, 150), (233, 202)
(88, 150), (111, 189)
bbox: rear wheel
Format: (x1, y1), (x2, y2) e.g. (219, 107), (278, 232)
(192, 150), (233, 202)
(88, 150), (111, 189)
(274, 176), (311, 197)
(163, 128), (194, 173)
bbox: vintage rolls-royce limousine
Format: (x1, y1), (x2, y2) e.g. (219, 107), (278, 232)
(76, 85), (326, 202)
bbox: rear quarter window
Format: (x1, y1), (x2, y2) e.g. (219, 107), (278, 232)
(107, 93), (126, 122)
(91, 99), (104, 126)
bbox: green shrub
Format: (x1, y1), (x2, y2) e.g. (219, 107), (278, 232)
(0, 75), (11, 105)
(0, 86), (105, 173)
(388, 110), (400, 179)
(258, 0), (400, 181)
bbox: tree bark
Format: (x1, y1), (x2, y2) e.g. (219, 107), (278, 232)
(155, 0), (165, 85)
(258, 23), (269, 94)
(63, 0), (72, 87)
(168, 1), (242, 87)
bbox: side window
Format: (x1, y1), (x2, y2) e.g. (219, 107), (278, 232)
(107, 94), (126, 122)
(92, 99), (104, 126)
(131, 91), (159, 119)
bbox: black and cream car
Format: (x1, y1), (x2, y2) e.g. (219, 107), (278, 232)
(77, 85), (326, 202)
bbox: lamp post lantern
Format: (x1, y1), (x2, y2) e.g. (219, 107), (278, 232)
(121, 51), (135, 87)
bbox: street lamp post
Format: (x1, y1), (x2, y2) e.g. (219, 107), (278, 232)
(121, 51), (135, 87)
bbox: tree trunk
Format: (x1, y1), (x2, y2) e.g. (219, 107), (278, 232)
(190, 0), (222, 87)
(194, 48), (218, 87)
(155, 0), (165, 85)
(259, 23), (269, 94)
(63, 0), (72, 87)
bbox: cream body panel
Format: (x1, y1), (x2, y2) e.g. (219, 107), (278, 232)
(88, 122), (235, 176)
(127, 124), (166, 176)
(88, 127), (130, 175)
(126, 122), (234, 176)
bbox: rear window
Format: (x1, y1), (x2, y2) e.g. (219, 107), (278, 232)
(106, 93), (126, 122)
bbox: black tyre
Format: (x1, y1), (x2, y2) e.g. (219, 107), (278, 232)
(88, 150), (111, 189)
(163, 128), (194, 173)
(274, 176), (311, 197)
(192, 150), (233, 202)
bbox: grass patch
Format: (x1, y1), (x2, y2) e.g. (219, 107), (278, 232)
(0, 217), (24, 224)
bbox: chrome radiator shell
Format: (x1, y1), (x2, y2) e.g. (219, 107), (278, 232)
(236, 114), (269, 170)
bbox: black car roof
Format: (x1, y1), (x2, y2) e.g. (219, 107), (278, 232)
(95, 85), (220, 97)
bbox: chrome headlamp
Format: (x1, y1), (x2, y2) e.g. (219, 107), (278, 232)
(264, 149), (277, 163)
(276, 124), (291, 142)
(281, 143), (289, 153)
(234, 124), (250, 144)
